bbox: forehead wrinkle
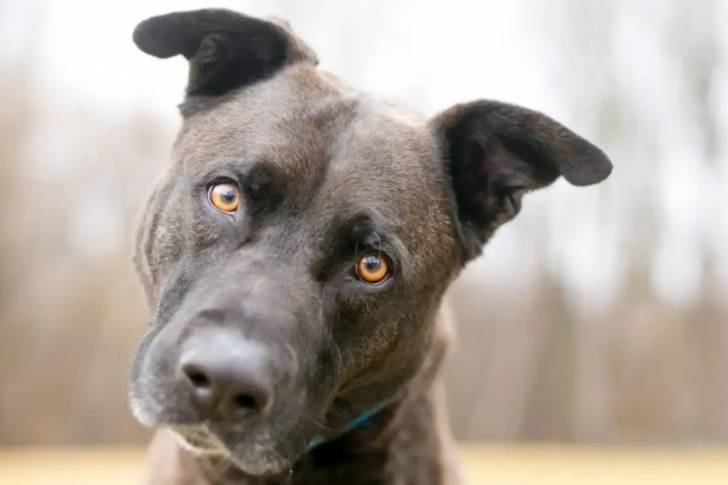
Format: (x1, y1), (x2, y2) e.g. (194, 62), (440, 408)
(258, 96), (355, 198)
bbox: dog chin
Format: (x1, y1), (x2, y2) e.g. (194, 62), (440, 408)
(171, 426), (293, 477)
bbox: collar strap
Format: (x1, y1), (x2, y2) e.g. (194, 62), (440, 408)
(306, 402), (391, 452)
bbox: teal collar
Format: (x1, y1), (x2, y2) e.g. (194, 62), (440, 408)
(306, 404), (389, 452)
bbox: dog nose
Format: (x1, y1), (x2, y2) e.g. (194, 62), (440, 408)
(178, 329), (273, 421)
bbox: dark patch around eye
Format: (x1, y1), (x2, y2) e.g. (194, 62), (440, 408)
(312, 213), (398, 284)
(243, 162), (284, 212)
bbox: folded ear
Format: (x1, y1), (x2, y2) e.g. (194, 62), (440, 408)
(430, 100), (612, 260)
(133, 9), (317, 96)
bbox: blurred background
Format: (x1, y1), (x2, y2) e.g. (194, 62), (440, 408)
(1, 0), (726, 449)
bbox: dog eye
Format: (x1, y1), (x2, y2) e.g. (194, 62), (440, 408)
(355, 252), (390, 284)
(208, 181), (240, 213)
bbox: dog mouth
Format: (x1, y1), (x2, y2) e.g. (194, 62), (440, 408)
(171, 425), (228, 456)
(170, 424), (296, 477)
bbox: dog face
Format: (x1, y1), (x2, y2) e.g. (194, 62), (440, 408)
(129, 9), (611, 477)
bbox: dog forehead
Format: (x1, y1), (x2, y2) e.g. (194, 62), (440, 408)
(173, 64), (442, 189)
(318, 104), (445, 217)
(173, 64), (350, 172)
(170, 64), (454, 255)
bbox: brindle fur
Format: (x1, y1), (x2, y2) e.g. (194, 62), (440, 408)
(129, 9), (611, 485)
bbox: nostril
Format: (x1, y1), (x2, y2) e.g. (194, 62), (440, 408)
(233, 393), (259, 411)
(183, 365), (211, 389)
(188, 371), (210, 389)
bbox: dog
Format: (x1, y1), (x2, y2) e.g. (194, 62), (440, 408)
(129, 9), (612, 484)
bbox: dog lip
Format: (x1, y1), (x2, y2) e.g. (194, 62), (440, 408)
(171, 425), (227, 456)
(172, 425), (293, 476)
(203, 424), (299, 477)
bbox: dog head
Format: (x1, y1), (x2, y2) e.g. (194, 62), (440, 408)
(129, 9), (611, 477)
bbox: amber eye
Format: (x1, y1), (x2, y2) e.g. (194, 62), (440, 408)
(355, 252), (390, 284)
(208, 181), (240, 213)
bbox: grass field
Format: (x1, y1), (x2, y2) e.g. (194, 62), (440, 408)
(1, 444), (727, 484)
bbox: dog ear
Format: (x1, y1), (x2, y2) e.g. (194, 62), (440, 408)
(430, 100), (612, 260)
(133, 9), (317, 96)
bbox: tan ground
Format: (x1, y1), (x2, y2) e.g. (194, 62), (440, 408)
(0, 444), (727, 484)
